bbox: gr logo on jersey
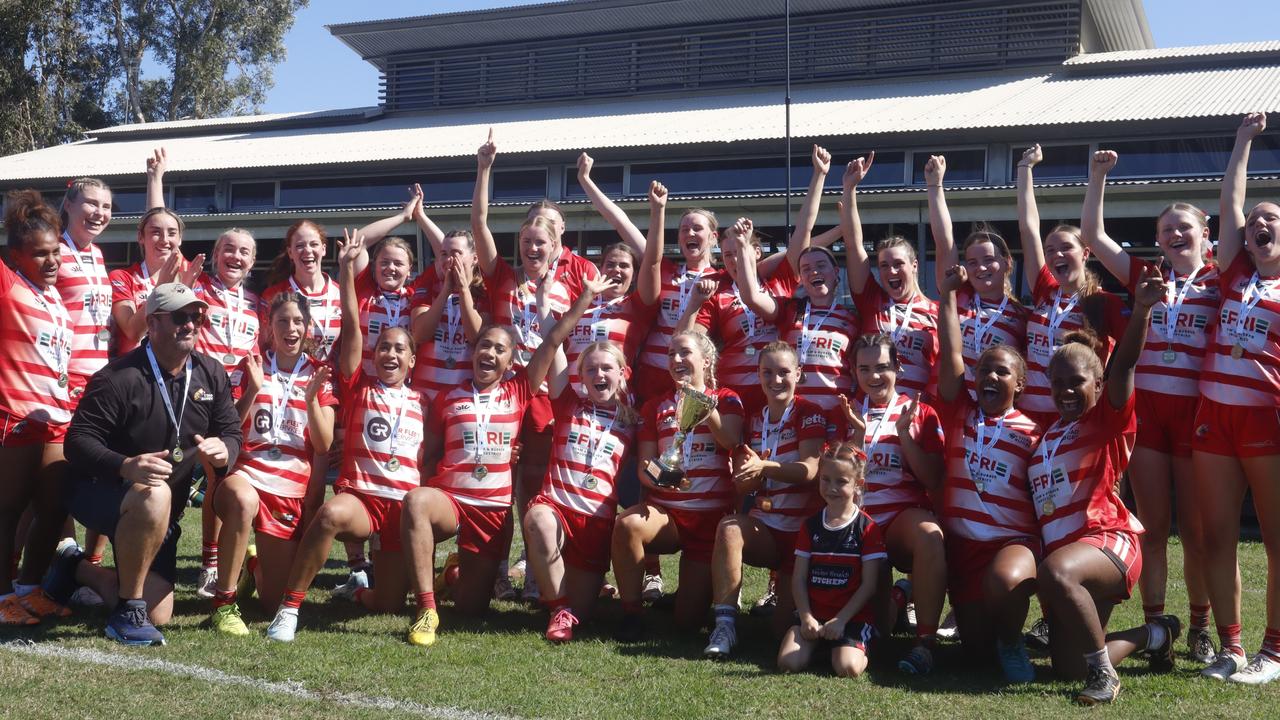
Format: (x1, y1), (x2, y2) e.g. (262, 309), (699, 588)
(366, 416), (392, 442)
(253, 409), (272, 435)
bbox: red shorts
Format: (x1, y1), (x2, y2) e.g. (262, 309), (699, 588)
(0, 409), (66, 447)
(660, 504), (722, 564)
(443, 492), (513, 559)
(1135, 390), (1197, 458)
(945, 535), (1041, 605)
(523, 394), (554, 434)
(530, 495), (613, 574)
(1193, 397), (1280, 458)
(1078, 530), (1142, 602)
(634, 364), (675, 406)
(253, 490), (305, 542)
(765, 524), (800, 574)
(339, 487), (404, 553)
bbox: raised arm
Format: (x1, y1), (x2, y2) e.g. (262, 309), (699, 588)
(1219, 113), (1268, 269)
(1107, 263), (1161, 410)
(1016, 145), (1046, 290)
(352, 192), (421, 276)
(526, 276), (614, 392)
(675, 278), (717, 334)
(578, 152), (646, 256)
(410, 263), (457, 346)
(145, 147), (167, 210)
(336, 229), (365, 379)
(924, 155), (956, 290)
(786, 144), (832, 265)
(305, 366), (335, 456)
(896, 397), (943, 493)
(638, 181), (667, 305)
(409, 184), (447, 260)
(734, 218), (780, 321)
(235, 354), (264, 421)
(840, 153), (876, 295)
(1081, 150), (1133, 283)
(935, 264), (967, 404)
(470, 128), (500, 276)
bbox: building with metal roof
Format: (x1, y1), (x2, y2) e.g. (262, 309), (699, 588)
(1, 0), (1277, 296)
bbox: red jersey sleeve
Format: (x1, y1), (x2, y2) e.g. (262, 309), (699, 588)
(638, 397), (661, 444)
(0, 263), (15, 294)
(913, 402), (946, 453)
(1032, 264), (1058, 305)
(109, 268), (135, 305)
(796, 400), (828, 442)
(716, 388), (745, 418)
(410, 266), (441, 310)
(354, 267), (377, 297)
(764, 261), (800, 296)
(860, 514), (887, 558)
(851, 278), (889, 321)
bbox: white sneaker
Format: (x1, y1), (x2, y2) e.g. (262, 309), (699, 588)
(523, 573), (541, 603)
(509, 558), (527, 581)
(937, 609), (959, 640)
(195, 567), (218, 599)
(641, 574), (664, 602)
(1201, 649), (1247, 681)
(330, 569), (369, 601)
(703, 621), (737, 659)
(1229, 654), (1280, 685)
(55, 537), (79, 556)
(69, 586), (105, 608)
(266, 607), (298, 642)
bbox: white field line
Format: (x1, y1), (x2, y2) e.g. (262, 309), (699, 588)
(2, 640), (521, 720)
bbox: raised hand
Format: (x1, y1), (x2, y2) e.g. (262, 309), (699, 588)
(842, 152), (877, 192)
(477, 127), (497, 169)
(939, 264), (968, 294)
(146, 147), (168, 179)
(582, 275), (616, 299)
(243, 352), (264, 394)
(648, 180), (668, 208)
(402, 188), (422, 223)
(1238, 112), (1268, 141)
(924, 155), (946, 186)
(1019, 144), (1043, 169)
(894, 394), (919, 435)
(691, 277), (717, 304)
(1090, 150), (1118, 180)
(730, 216), (753, 242)
(454, 255), (475, 291)
(338, 228), (364, 267)
(577, 152), (594, 179)
(812, 144), (831, 175)
(1133, 263), (1167, 309)
(178, 253), (205, 287)
(838, 394), (866, 438)
(305, 365), (332, 404)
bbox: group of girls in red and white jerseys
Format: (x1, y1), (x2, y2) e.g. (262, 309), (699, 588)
(6, 114), (1280, 703)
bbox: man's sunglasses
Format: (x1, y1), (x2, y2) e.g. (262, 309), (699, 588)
(157, 309), (207, 326)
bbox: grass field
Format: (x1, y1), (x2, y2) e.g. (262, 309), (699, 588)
(2, 505), (1278, 720)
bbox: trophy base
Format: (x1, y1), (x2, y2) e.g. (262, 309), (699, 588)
(643, 460), (691, 490)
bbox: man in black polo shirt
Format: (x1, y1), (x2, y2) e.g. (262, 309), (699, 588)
(49, 282), (241, 646)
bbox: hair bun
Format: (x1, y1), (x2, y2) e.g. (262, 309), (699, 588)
(1058, 328), (1103, 356)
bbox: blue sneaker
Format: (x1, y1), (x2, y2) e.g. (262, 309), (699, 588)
(43, 539), (84, 605)
(106, 600), (165, 646)
(997, 638), (1036, 683)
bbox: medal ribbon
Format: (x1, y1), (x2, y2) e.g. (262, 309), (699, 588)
(471, 385), (498, 463)
(144, 343), (192, 455)
(969, 294), (1009, 352)
(268, 352), (305, 446)
(1045, 290), (1079, 347)
(861, 395), (901, 454)
(1161, 269), (1197, 347)
(1234, 272), (1280, 345)
(18, 273), (71, 377)
(61, 233), (108, 329)
(582, 404), (619, 481)
(289, 277), (335, 353)
(970, 408), (1008, 481)
(215, 277), (245, 355)
(378, 382), (410, 463)
(798, 301), (835, 368)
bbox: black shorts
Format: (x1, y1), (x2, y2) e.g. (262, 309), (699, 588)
(66, 474), (186, 586)
(792, 613), (877, 651)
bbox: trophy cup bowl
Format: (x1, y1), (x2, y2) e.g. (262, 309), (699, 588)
(644, 384), (718, 490)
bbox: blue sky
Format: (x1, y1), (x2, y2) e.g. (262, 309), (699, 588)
(260, 0), (1280, 114)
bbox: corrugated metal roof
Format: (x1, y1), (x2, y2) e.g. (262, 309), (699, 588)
(329, 0), (921, 60)
(1083, 0), (1153, 52)
(5, 63), (1280, 184)
(1066, 40), (1280, 65)
(88, 107), (381, 138)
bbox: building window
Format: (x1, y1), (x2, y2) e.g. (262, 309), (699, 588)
(1010, 144), (1089, 180)
(492, 169), (547, 201)
(173, 185), (217, 213)
(110, 188), (147, 215)
(627, 151), (905, 197)
(1101, 136), (1280, 178)
(565, 165), (625, 198)
(230, 182), (276, 210)
(911, 149), (986, 185)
